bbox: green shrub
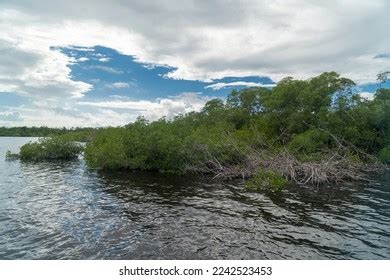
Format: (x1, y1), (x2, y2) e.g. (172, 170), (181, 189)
(245, 169), (287, 192)
(85, 120), (191, 172)
(385, 133), (390, 146)
(185, 121), (245, 165)
(84, 127), (130, 169)
(288, 129), (330, 155)
(5, 151), (20, 160)
(18, 137), (83, 161)
(379, 146), (390, 164)
(56, 130), (96, 142)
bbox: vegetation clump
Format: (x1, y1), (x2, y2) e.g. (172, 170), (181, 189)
(245, 169), (288, 192)
(379, 146), (390, 164)
(83, 72), (389, 188)
(5, 151), (20, 160)
(9, 137), (83, 161)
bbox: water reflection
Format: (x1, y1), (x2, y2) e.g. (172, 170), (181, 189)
(0, 137), (389, 259)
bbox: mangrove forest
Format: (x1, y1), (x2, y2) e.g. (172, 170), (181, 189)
(8, 72), (390, 191)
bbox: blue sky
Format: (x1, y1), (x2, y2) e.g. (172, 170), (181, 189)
(0, 1), (389, 127)
(59, 45), (275, 101)
(57, 45), (390, 102)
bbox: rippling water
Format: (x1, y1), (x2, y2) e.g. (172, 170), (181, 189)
(0, 137), (389, 259)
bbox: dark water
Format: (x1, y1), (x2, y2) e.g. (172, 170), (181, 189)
(0, 137), (389, 260)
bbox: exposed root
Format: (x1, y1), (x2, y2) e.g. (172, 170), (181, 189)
(187, 149), (385, 186)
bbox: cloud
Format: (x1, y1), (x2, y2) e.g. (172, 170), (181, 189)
(3, 104), (137, 127)
(205, 81), (276, 90)
(66, 46), (94, 52)
(1, 0), (389, 87)
(374, 53), (390, 59)
(2, 92), (213, 127)
(0, 111), (23, 122)
(77, 57), (89, 62)
(358, 91), (374, 101)
(107, 82), (130, 89)
(98, 57), (110, 62)
(0, 26), (92, 101)
(83, 65), (123, 74)
(79, 92), (212, 120)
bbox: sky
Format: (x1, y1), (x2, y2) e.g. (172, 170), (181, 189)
(0, 0), (389, 127)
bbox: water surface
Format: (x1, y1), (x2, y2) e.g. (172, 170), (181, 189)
(0, 137), (389, 259)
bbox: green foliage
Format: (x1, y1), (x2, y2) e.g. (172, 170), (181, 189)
(77, 72), (389, 180)
(262, 72), (355, 139)
(227, 87), (270, 114)
(84, 127), (130, 169)
(187, 121), (242, 162)
(202, 98), (225, 114)
(17, 137), (83, 161)
(55, 130), (97, 142)
(289, 129), (331, 155)
(245, 169), (287, 192)
(379, 146), (390, 164)
(85, 117), (193, 172)
(5, 151), (20, 160)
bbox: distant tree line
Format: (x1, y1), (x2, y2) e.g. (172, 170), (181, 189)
(0, 126), (97, 141)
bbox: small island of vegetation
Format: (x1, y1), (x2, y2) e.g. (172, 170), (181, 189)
(7, 72), (390, 191)
(6, 137), (83, 161)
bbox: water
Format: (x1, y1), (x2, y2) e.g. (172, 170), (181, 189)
(0, 137), (389, 259)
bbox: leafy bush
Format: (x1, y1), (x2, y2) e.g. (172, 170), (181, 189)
(17, 137), (83, 161)
(185, 121), (244, 164)
(84, 127), (130, 169)
(379, 146), (390, 164)
(245, 169), (287, 192)
(288, 129), (331, 155)
(5, 151), (20, 160)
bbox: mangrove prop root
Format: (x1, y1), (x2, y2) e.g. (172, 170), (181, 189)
(187, 149), (385, 186)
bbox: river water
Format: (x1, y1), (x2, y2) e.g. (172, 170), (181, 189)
(0, 137), (389, 259)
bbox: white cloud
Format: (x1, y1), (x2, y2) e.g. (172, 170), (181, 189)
(108, 82), (130, 89)
(0, 16), (93, 100)
(77, 57), (89, 62)
(358, 91), (375, 101)
(66, 46), (94, 52)
(205, 81), (276, 90)
(1, 1), (389, 87)
(83, 65), (123, 74)
(98, 57), (110, 62)
(1, 92), (212, 127)
(78, 92), (212, 121)
(0, 111), (23, 122)
(3, 104), (136, 127)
